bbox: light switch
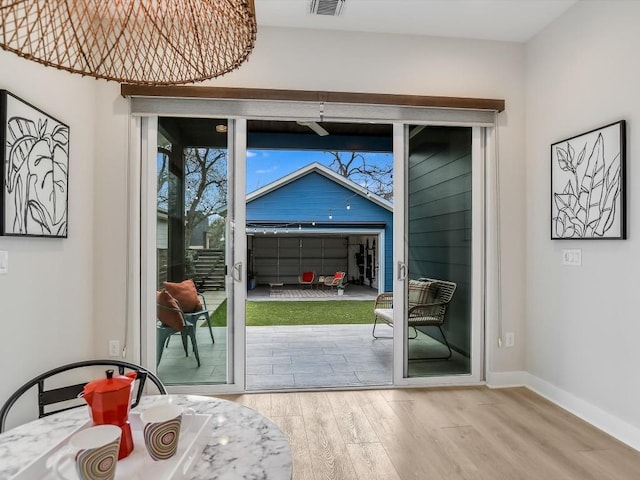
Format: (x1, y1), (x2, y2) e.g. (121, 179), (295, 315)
(562, 248), (581, 266)
(0, 251), (7, 274)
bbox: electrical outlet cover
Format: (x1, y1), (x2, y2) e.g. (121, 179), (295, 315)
(562, 249), (582, 266)
(109, 340), (120, 356)
(505, 332), (515, 347)
(0, 251), (8, 274)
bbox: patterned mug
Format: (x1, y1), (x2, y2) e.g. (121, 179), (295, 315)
(140, 404), (194, 461)
(51, 425), (121, 480)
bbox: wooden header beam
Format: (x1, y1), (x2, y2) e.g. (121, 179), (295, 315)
(120, 85), (505, 112)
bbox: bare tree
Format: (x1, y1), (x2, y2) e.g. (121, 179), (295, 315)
(325, 151), (393, 200)
(157, 146), (227, 246)
(184, 147), (227, 244)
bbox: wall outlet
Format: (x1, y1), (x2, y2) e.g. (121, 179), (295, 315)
(0, 251), (8, 274)
(562, 248), (582, 266)
(108, 340), (120, 357)
(505, 332), (515, 347)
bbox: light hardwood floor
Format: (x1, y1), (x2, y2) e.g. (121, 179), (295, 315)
(219, 387), (640, 480)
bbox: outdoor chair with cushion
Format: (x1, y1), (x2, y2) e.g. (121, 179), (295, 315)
(163, 279), (215, 344)
(372, 278), (457, 360)
(298, 271), (315, 289)
(324, 271), (346, 289)
(157, 289), (201, 367)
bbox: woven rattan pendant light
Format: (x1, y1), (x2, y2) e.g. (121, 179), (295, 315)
(0, 0), (257, 85)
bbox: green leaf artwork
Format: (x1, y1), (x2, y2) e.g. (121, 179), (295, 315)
(551, 121), (625, 239)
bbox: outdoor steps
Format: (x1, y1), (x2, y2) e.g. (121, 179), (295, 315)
(192, 249), (225, 291)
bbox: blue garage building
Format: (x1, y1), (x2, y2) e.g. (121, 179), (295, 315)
(245, 163), (393, 292)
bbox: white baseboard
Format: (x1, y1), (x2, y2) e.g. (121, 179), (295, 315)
(525, 373), (640, 451)
(487, 370), (640, 451)
(485, 370), (528, 388)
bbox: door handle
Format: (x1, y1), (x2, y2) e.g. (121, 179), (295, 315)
(397, 261), (407, 280)
(233, 262), (243, 282)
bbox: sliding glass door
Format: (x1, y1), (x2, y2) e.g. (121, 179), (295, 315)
(394, 124), (484, 383)
(142, 116), (246, 391)
(135, 102), (488, 390)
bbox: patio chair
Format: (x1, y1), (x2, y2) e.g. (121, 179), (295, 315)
(163, 280), (214, 344)
(183, 292), (215, 344)
(157, 290), (201, 367)
(324, 271), (346, 289)
(372, 278), (457, 360)
(0, 360), (166, 433)
(298, 271), (315, 289)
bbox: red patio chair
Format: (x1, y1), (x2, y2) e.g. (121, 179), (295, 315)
(324, 271), (345, 289)
(298, 271), (315, 289)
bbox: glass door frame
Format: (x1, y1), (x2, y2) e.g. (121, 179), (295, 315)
(130, 100), (493, 392)
(228, 119), (248, 391)
(392, 123), (486, 386)
(138, 115), (248, 395)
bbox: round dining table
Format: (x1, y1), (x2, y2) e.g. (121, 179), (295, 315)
(0, 394), (292, 480)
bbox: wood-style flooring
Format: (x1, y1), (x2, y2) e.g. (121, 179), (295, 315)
(219, 387), (640, 480)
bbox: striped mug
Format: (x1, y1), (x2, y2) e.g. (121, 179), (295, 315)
(52, 425), (121, 480)
(140, 404), (194, 461)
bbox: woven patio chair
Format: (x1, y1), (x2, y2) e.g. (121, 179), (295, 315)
(372, 278), (457, 360)
(324, 271), (345, 289)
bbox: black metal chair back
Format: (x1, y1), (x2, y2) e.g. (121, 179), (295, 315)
(0, 360), (167, 433)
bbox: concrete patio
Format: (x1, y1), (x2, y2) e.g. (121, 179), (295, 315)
(157, 322), (471, 389)
(156, 284), (469, 388)
(246, 283), (379, 301)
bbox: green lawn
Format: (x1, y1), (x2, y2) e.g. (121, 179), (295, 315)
(208, 299), (374, 326)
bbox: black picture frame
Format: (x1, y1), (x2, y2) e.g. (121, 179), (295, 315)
(551, 120), (626, 240)
(1, 90), (69, 237)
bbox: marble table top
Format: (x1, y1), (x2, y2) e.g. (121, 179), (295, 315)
(0, 394), (292, 480)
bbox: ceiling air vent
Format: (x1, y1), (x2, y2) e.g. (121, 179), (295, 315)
(309, 0), (345, 16)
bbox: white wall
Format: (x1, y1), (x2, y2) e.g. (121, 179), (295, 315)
(92, 83), (132, 360)
(0, 50), (97, 425)
(525, 1), (640, 445)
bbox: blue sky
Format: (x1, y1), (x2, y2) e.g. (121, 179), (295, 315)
(246, 149), (392, 193)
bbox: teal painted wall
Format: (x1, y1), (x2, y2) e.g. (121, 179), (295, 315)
(408, 126), (473, 356)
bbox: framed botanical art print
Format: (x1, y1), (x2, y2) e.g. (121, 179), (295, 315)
(1, 90), (69, 237)
(551, 120), (626, 240)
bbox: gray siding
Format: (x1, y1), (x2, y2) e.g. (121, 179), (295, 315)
(408, 127), (472, 356)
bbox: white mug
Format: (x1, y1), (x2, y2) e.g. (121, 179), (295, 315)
(51, 424), (121, 480)
(140, 404), (194, 461)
